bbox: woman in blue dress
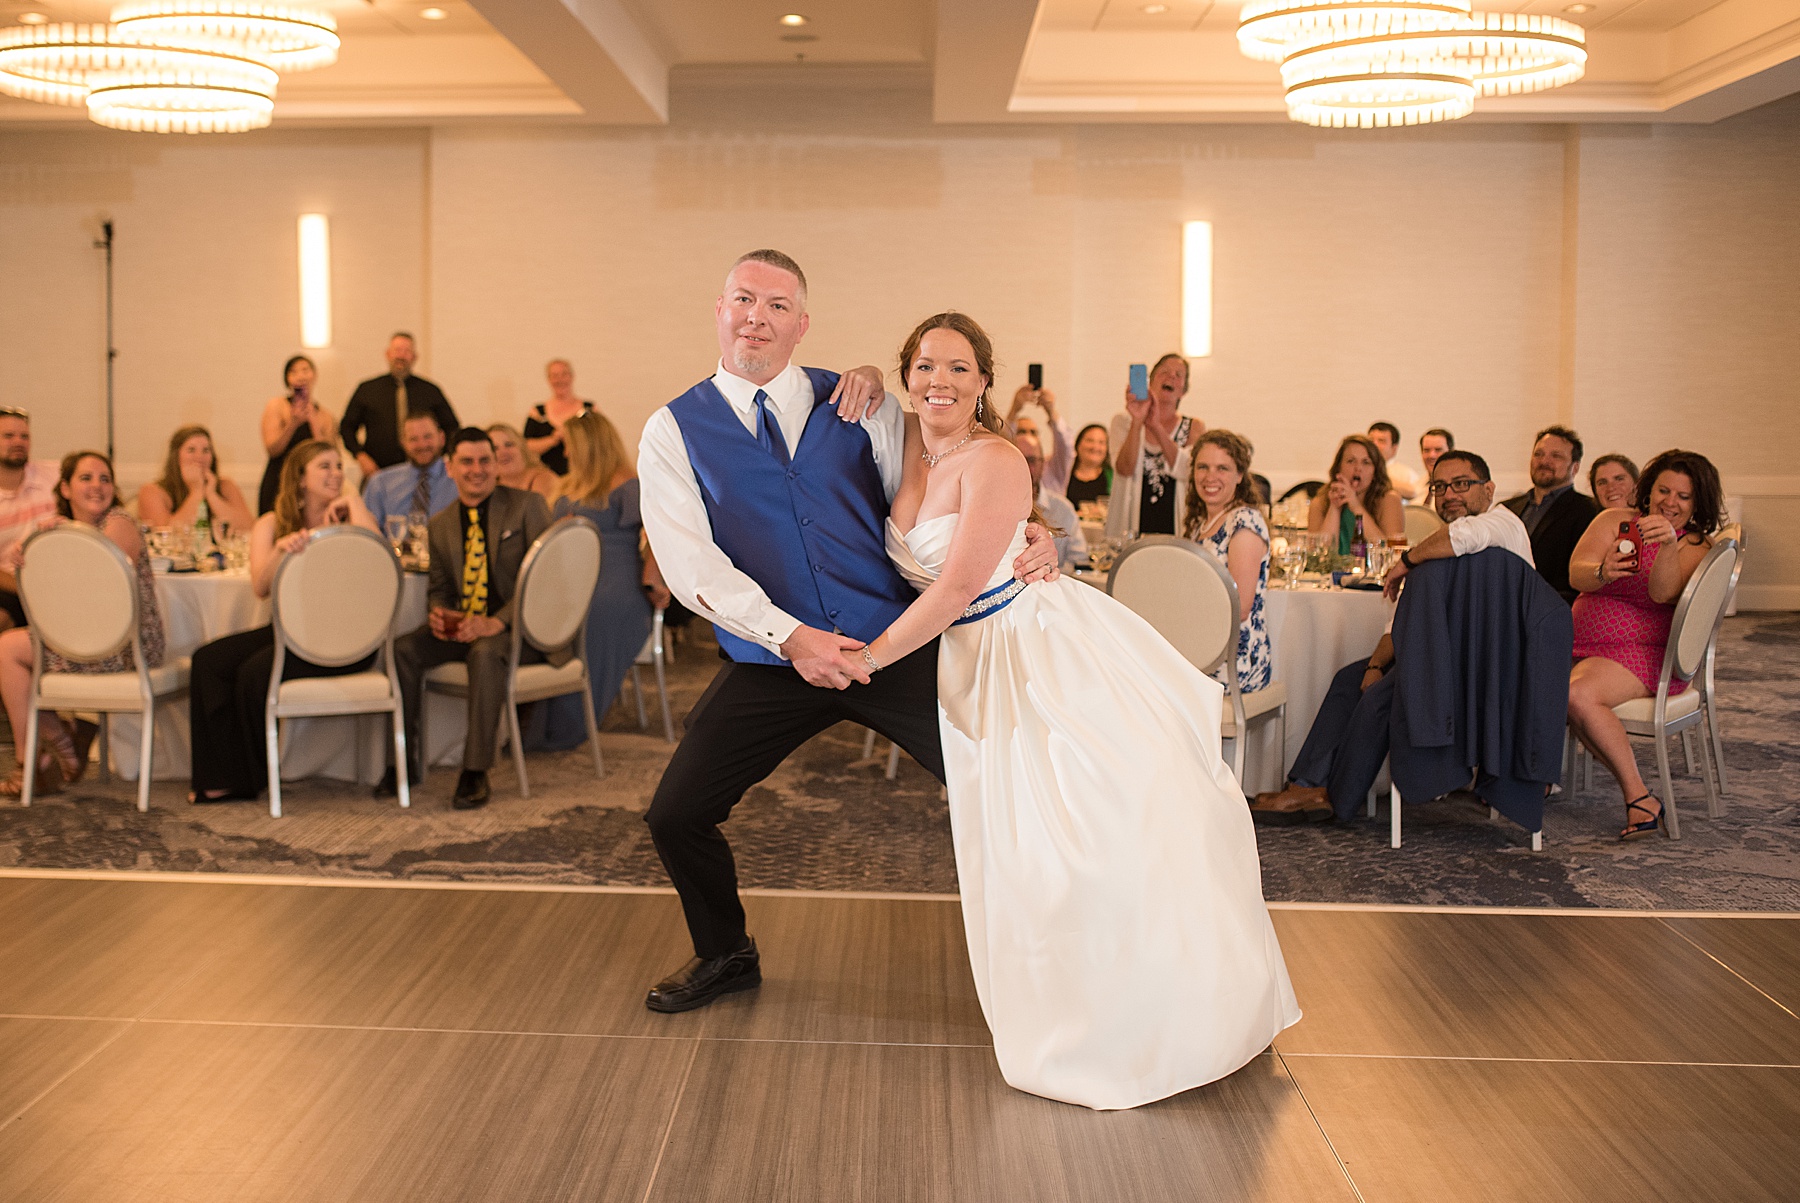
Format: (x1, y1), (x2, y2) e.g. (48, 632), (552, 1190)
(1181, 429), (1273, 692)
(529, 411), (668, 751)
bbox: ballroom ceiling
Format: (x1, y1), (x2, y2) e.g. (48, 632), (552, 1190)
(1, 0), (1795, 126)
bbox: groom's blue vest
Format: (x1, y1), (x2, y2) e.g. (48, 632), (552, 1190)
(667, 368), (915, 666)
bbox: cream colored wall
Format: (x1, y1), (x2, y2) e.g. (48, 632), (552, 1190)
(1, 76), (1795, 603)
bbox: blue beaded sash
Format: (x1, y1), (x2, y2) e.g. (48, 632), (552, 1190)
(951, 579), (1028, 626)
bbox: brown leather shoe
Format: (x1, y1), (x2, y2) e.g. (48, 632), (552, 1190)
(1250, 785), (1332, 826)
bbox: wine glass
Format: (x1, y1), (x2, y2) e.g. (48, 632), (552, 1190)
(384, 515), (409, 555)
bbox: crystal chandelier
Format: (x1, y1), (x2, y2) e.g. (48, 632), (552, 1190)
(0, 1), (335, 134)
(1238, 0), (1587, 127)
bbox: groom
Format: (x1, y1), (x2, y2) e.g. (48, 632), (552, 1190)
(637, 249), (1057, 1012)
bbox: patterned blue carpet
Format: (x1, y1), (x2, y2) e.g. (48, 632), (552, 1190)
(1, 614), (1794, 911)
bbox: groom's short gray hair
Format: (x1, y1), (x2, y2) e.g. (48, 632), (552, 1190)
(730, 249), (808, 304)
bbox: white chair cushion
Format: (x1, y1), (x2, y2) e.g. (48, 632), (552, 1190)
(515, 660), (587, 695)
(1220, 681), (1287, 736)
(38, 660), (189, 707)
(1612, 690), (1701, 725)
(277, 672), (396, 707)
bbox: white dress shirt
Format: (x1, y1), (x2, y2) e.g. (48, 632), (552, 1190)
(1386, 502), (1534, 634)
(1386, 459), (1423, 502)
(638, 361), (907, 658)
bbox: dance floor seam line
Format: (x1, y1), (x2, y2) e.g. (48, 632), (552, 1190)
(1273, 1048), (1370, 1203)
(5, 867), (1798, 917)
(0, 1021), (130, 1137)
(1274, 1051), (1800, 1069)
(639, 1038), (702, 1203)
(1656, 917), (1800, 1025)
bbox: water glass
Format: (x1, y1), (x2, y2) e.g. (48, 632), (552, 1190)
(384, 515), (409, 554)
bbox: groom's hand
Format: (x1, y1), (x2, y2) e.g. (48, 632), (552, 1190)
(781, 625), (873, 689)
(1013, 523), (1062, 583)
(830, 365), (887, 422)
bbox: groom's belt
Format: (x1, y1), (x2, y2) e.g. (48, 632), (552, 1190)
(952, 579), (1028, 626)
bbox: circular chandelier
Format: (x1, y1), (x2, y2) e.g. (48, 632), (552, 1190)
(1239, 0), (1587, 127)
(0, 2), (335, 134)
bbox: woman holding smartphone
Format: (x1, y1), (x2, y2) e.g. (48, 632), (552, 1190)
(1565, 449), (1722, 839)
(259, 355), (339, 515)
(1106, 354), (1204, 540)
(188, 441), (378, 802)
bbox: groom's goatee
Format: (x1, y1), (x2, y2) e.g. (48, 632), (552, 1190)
(731, 349), (775, 376)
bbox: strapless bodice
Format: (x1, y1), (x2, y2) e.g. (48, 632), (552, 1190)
(886, 514), (1028, 593)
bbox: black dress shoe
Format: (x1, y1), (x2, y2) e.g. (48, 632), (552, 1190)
(451, 769), (490, 810)
(645, 938), (761, 1013)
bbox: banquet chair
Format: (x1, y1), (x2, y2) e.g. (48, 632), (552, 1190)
(264, 525), (408, 819)
(16, 524), (190, 811)
(423, 517), (603, 799)
(1401, 504), (1445, 547)
(1108, 536), (1287, 785)
(1277, 480), (1324, 505)
(623, 608), (676, 742)
(854, 728), (902, 779)
(1561, 538), (1738, 839)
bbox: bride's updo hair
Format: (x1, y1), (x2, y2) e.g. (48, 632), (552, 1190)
(897, 312), (1006, 436)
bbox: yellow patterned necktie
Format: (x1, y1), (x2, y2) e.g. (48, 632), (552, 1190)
(461, 508), (488, 616)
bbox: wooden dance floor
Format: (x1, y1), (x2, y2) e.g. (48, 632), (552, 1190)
(0, 873), (1796, 1201)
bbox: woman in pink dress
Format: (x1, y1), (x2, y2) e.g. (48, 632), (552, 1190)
(1566, 450), (1724, 839)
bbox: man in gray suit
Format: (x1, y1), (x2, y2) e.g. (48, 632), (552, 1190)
(379, 427), (562, 809)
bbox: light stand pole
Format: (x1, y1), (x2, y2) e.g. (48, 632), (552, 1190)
(93, 219), (116, 463)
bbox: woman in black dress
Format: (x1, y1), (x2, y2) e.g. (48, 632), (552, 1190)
(258, 355), (338, 514)
(522, 358), (595, 476)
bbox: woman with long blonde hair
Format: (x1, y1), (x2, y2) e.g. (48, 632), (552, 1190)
(186, 440), (379, 802)
(529, 410), (670, 751)
(488, 423), (559, 501)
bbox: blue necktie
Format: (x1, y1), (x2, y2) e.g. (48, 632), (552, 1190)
(753, 389), (791, 466)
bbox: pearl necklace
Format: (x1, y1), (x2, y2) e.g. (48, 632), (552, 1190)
(922, 423), (979, 469)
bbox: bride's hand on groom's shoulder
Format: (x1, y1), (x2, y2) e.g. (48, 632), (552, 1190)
(830, 365), (887, 422)
(781, 624), (874, 690)
(1014, 524), (1061, 583)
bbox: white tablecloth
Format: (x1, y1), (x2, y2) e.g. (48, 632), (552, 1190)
(1068, 571), (1391, 794)
(108, 569), (439, 783)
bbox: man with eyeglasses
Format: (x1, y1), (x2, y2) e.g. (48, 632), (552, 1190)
(0, 407), (59, 633)
(1248, 450), (1532, 825)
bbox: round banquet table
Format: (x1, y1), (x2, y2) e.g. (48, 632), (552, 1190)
(107, 568), (435, 784)
(1066, 570), (1391, 794)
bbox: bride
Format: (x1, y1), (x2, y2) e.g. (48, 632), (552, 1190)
(857, 312), (1300, 1110)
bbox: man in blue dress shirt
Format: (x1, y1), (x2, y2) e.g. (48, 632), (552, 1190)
(364, 411), (457, 529)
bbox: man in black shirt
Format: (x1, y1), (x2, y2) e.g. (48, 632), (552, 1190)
(1502, 424), (1599, 604)
(341, 332), (459, 478)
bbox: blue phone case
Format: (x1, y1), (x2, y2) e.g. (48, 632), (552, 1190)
(1128, 363), (1149, 400)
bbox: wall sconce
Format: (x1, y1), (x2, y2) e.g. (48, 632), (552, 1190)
(297, 213), (331, 349)
(1182, 220), (1212, 359)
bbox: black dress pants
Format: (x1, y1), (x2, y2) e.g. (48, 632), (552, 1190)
(190, 625), (373, 798)
(645, 641), (946, 960)
(1287, 657), (1397, 822)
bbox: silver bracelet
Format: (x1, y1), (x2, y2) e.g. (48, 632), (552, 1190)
(860, 647), (883, 674)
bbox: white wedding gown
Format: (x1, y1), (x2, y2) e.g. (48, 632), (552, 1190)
(888, 514), (1301, 1110)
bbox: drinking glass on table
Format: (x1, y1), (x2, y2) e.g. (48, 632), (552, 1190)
(384, 515), (409, 555)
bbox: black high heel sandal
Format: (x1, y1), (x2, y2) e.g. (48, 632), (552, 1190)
(1620, 793), (1662, 840)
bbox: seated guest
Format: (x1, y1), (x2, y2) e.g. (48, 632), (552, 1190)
(523, 358), (597, 476)
(1065, 423), (1112, 512)
(1182, 429), (1271, 692)
(1251, 450), (1532, 823)
(0, 451), (166, 797)
(0, 406), (59, 635)
(531, 411), (668, 750)
(1589, 453), (1639, 512)
(383, 429), (558, 810)
(1013, 431), (1085, 569)
(1419, 427), (1453, 479)
(1368, 421), (1421, 502)
(1006, 383), (1073, 495)
(363, 412), (456, 530)
(1566, 449), (1723, 839)
(1107, 353), (1203, 540)
(1503, 424), (1599, 604)
(341, 332), (459, 479)
(1307, 434), (1404, 551)
(137, 425), (254, 533)
(187, 442), (381, 802)
(489, 423), (560, 501)
(259, 355), (338, 515)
